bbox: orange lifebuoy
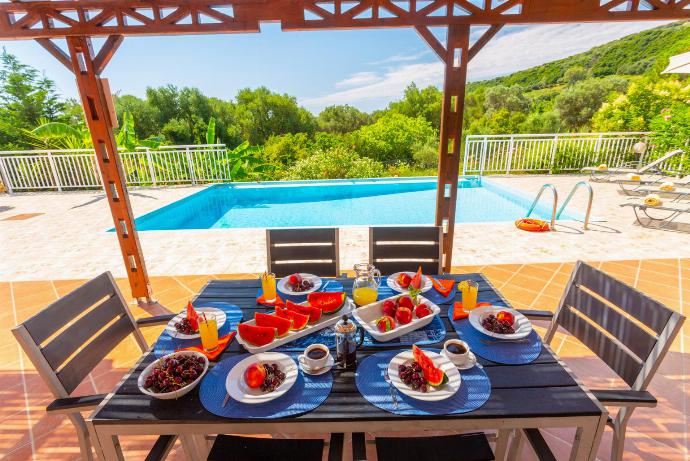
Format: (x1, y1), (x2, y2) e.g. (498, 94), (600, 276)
(515, 218), (550, 232)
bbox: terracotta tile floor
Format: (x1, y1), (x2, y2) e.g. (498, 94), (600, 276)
(1, 259), (687, 460)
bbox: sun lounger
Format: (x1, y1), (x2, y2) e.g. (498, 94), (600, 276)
(583, 149), (684, 182)
(620, 200), (690, 229)
(633, 185), (690, 201)
(617, 175), (690, 196)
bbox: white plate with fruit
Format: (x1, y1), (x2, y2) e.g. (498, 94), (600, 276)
(469, 306), (532, 340)
(387, 271), (433, 294)
(352, 293), (440, 342)
(138, 351), (209, 400)
(226, 352), (298, 404)
(387, 346), (460, 401)
(165, 307), (227, 340)
(278, 273), (322, 296)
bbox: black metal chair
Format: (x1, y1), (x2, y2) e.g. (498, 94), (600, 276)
(266, 227), (340, 277)
(12, 272), (176, 461)
(208, 433), (344, 460)
(369, 226), (443, 275)
(519, 261), (685, 461)
(352, 432), (494, 461)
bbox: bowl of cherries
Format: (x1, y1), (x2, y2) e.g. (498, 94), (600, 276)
(138, 351), (209, 400)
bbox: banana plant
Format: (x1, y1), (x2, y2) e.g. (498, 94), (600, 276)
(223, 141), (272, 180)
(206, 117), (217, 145)
(27, 119), (92, 149)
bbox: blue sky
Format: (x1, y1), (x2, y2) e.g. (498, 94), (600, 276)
(0, 21), (668, 113)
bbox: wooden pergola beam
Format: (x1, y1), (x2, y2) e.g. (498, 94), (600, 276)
(468, 24), (504, 62)
(0, 0), (687, 40)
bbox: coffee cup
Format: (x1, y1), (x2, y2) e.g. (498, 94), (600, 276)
(299, 344), (330, 370)
(443, 339), (470, 366)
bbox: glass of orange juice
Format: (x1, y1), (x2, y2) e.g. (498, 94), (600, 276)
(459, 280), (479, 310)
(198, 313), (219, 352)
(261, 272), (277, 303)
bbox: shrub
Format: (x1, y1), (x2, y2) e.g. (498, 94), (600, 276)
(283, 147), (384, 180)
(352, 113), (436, 164)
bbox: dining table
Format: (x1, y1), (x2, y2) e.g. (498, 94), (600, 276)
(86, 273), (608, 461)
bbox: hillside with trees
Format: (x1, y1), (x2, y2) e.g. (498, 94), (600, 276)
(1, 21), (688, 180)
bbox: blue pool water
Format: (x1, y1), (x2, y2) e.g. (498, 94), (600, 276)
(132, 177), (576, 230)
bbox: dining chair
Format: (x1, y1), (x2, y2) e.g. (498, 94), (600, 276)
(266, 227), (340, 277)
(518, 261), (685, 461)
(369, 226), (443, 275)
(207, 433), (344, 460)
(12, 272), (177, 461)
(352, 431), (494, 461)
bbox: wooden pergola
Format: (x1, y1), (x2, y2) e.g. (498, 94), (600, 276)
(1, 0), (687, 302)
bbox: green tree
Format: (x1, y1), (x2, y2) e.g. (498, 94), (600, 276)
(352, 113), (436, 164)
(386, 83), (443, 130)
(317, 104), (371, 133)
(555, 77), (628, 130)
(560, 66), (588, 85)
(284, 146), (384, 180)
(484, 85), (530, 114)
(262, 132), (313, 165)
(114, 94), (161, 140)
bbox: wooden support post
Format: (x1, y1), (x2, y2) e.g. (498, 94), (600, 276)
(66, 36), (152, 300)
(434, 25), (470, 272)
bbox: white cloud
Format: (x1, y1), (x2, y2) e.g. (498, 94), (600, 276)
(301, 22), (670, 112)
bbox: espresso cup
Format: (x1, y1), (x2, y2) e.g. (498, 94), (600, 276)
(299, 344), (330, 370)
(443, 339), (470, 367)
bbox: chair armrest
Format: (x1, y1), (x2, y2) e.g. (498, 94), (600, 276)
(517, 309), (554, 321)
(46, 394), (107, 414)
(145, 435), (178, 461)
(591, 389), (657, 408)
(136, 314), (175, 327)
(523, 429), (557, 461)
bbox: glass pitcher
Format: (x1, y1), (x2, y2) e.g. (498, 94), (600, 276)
(352, 263), (381, 306)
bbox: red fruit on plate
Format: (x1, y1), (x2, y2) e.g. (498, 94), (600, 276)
(396, 273), (412, 288)
(376, 315), (396, 332)
(395, 306), (412, 325)
(496, 310), (515, 325)
(415, 304), (432, 318)
(288, 273), (302, 287)
(238, 323), (276, 347)
(244, 363), (267, 389)
(381, 300), (397, 317)
(397, 295), (414, 309)
(410, 266), (424, 290)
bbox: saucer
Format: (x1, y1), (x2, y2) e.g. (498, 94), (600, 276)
(299, 355), (335, 376)
(441, 350), (477, 370)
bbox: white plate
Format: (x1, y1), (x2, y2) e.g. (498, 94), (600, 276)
(165, 307), (227, 339)
(469, 306), (532, 340)
(236, 297), (355, 353)
(299, 354), (335, 376)
(351, 293), (440, 342)
(387, 350), (460, 401)
(277, 273), (322, 296)
(225, 352), (298, 404)
(138, 351), (209, 400)
(387, 272), (433, 294)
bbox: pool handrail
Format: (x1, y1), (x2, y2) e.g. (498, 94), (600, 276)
(526, 184), (558, 229)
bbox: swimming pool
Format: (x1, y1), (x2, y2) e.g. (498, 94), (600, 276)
(130, 177), (575, 230)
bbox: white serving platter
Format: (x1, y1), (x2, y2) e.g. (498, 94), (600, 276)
(351, 293), (440, 342)
(236, 296), (355, 353)
(165, 307), (227, 340)
(468, 306), (532, 340)
(277, 273), (322, 296)
(387, 350), (460, 401)
(226, 352), (298, 404)
(387, 272), (433, 294)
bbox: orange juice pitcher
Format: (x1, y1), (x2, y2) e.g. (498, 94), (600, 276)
(352, 263), (381, 306)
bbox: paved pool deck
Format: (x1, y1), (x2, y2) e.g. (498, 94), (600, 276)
(1, 174), (689, 282)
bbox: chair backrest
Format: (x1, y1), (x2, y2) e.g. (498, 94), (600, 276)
(12, 272), (147, 397)
(639, 149), (684, 173)
(546, 261), (685, 390)
(266, 228), (339, 277)
(369, 226), (443, 275)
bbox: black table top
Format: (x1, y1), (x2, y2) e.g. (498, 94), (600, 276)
(91, 274), (602, 425)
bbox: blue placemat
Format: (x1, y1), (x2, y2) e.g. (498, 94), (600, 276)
(199, 353), (332, 418)
(449, 305), (542, 365)
(356, 350), (491, 416)
(258, 279), (344, 303)
(274, 315), (446, 351)
(375, 277), (456, 305)
(153, 302), (243, 358)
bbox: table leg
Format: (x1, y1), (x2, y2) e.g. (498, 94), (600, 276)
(494, 429), (511, 461)
(506, 429), (524, 461)
(181, 434), (205, 461)
(96, 434), (124, 461)
(569, 415), (607, 461)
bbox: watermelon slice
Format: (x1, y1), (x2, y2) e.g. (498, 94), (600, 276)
(307, 292), (347, 315)
(254, 312), (291, 337)
(275, 306), (310, 330)
(238, 323), (276, 347)
(186, 301), (200, 331)
(410, 267), (424, 290)
(412, 345), (448, 387)
(286, 300), (322, 323)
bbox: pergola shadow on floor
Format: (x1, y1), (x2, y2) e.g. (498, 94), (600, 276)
(0, 0), (687, 304)
(1, 259), (688, 460)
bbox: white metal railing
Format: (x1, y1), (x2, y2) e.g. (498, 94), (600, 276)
(0, 144), (230, 192)
(462, 132), (650, 175)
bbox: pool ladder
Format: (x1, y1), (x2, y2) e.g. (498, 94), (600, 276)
(525, 181), (593, 230)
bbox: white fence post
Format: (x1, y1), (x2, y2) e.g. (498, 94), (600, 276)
(145, 148), (157, 186)
(0, 157), (13, 193)
(506, 135), (514, 174)
(479, 136), (488, 175)
(185, 146), (196, 185)
(549, 134), (559, 174)
(46, 151), (62, 192)
(462, 137), (469, 175)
